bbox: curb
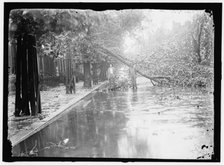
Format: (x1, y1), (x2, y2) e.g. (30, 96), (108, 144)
(10, 81), (108, 147)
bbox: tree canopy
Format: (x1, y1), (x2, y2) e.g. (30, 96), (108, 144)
(9, 9), (144, 65)
(9, 9), (214, 89)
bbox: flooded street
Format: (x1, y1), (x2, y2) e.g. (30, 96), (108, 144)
(12, 77), (214, 159)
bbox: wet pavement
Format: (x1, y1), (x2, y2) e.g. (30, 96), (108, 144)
(12, 77), (214, 159)
(8, 81), (106, 141)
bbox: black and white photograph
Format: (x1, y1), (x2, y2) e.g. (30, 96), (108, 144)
(3, 2), (221, 162)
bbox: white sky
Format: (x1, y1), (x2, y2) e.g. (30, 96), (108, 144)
(123, 10), (204, 56)
(143, 10), (203, 30)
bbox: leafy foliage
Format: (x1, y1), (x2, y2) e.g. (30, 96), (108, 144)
(134, 11), (214, 89)
(10, 9), (144, 65)
(10, 9), (213, 90)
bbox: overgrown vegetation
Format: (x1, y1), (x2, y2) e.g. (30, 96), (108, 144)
(9, 9), (144, 89)
(9, 9), (214, 91)
(133, 11), (214, 91)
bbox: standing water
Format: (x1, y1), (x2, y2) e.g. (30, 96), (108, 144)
(12, 77), (214, 159)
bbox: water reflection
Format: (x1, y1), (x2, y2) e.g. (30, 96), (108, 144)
(12, 78), (214, 159)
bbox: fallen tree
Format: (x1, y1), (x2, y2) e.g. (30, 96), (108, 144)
(95, 45), (171, 84)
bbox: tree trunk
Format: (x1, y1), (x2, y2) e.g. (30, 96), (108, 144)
(30, 35), (41, 115)
(83, 61), (92, 88)
(32, 35), (41, 114)
(192, 36), (201, 63)
(63, 59), (66, 83)
(21, 34), (30, 116)
(14, 34), (41, 116)
(65, 59), (70, 93)
(27, 35), (36, 116)
(9, 39), (17, 74)
(192, 21), (203, 64)
(99, 61), (108, 81)
(65, 56), (76, 94)
(15, 35), (22, 116)
(92, 63), (98, 85)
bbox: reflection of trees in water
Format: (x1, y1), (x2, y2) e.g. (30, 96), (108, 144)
(109, 92), (118, 112)
(13, 91), (130, 157)
(68, 110), (78, 145)
(85, 107), (96, 140)
(126, 90), (138, 111)
(98, 92), (112, 112)
(135, 137), (149, 157)
(131, 90), (138, 103)
(81, 94), (129, 157)
(13, 129), (47, 156)
(13, 112), (81, 156)
(117, 129), (150, 158)
(111, 92), (130, 112)
(98, 111), (128, 157)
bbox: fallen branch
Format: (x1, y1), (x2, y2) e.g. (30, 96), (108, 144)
(95, 45), (171, 83)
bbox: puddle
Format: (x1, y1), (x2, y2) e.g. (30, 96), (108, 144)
(12, 78), (214, 159)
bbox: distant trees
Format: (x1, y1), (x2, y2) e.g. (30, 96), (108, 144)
(133, 11), (214, 90)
